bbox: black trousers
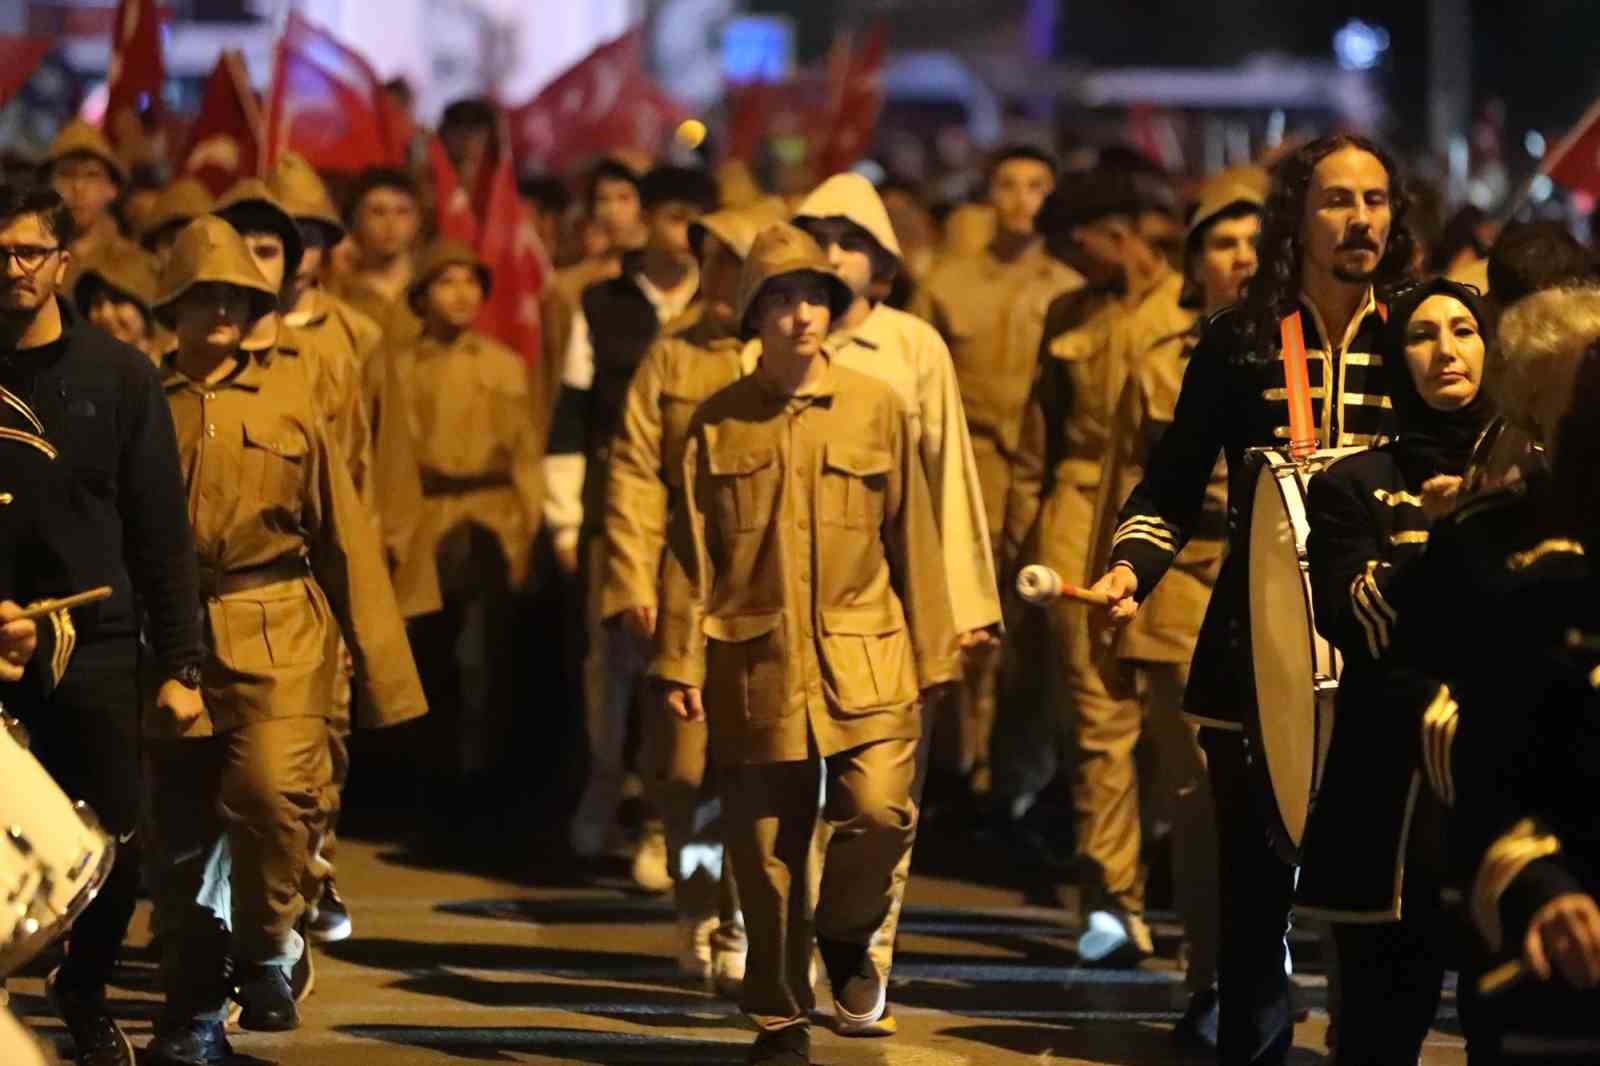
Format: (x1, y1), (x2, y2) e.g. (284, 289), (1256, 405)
(1201, 728), (1296, 1066)
(8, 659), (143, 997)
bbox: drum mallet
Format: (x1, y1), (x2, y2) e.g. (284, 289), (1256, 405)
(1016, 564), (1114, 607)
(4, 587), (113, 625)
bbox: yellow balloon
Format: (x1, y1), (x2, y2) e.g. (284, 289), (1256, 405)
(675, 119), (708, 150)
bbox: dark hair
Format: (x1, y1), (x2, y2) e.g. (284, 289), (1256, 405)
(439, 97), (497, 135)
(1238, 134), (1415, 363)
(639, 165), (718, 213)
(518, 175), (570, 216)
(1034, 169), (1141, 237)
(343, 167), (419, 223)
(0, 182), (76, 247)
(1487, 221), (1598, 309)
(984, 143), (1057, 188)
(585, 158), (640, 211)
(1428, 205), (1493, 274)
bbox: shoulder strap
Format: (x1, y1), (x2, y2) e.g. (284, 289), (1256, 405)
(1278, 310), (1317, 460)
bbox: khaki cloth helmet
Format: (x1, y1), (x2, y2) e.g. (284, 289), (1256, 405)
(1185, 166), (1268, 241)
(213, 178), (305, 280)
(690, 197), (789, 262)
(792, 172), (903, 263)
(141, 179), (215, 249)
(735, 222), (853, 340)
(46, 120), (127, 186)
(152, 216), (280, 329)
(269, 152), (345, 248)
(408, 238), (492, 316)
(74, 247), (160, 323)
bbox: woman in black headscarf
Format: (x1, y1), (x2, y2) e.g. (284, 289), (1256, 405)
(1297, 276), (1496, 1065)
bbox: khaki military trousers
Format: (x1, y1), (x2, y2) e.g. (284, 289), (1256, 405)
(147, 716), (333, 1020)
(722, 736), (917, 1033)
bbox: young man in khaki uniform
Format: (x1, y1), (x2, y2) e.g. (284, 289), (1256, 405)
(145, 216), (424, 1065)
(140, 178), (213, 269)
(72, 247), (163, 363)
(1076, 171), (1264, 1046)
(44, 120), (135, 291)
(791, 173), (1000, 1019)
(332, 168), (424, 351)
(1000, 170), (1181, 965)
(654, 223), (961, 1065)
(910, 146), (1081, 793)
(395, 240), (542, 789)
(605, 198), (784, 988)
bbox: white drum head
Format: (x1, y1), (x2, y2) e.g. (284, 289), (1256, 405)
(1249, 457), (1319, 850)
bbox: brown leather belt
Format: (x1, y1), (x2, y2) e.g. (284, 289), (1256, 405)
(197, 553), (309, 600)
(420, 467), (513, 497)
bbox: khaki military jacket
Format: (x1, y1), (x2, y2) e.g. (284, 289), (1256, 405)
(911, 241), (1083, 457)
(392, 329), (542, 607)
(600, 314), (746, 622)
(825, 303), (1001, 635)
(652, 359), (962, 765)
(160, 353), (425, 737)
(1091, 297), (1227, 664)
(277, 296), (377, 503)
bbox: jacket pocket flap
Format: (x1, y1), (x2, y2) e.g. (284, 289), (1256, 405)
(241, 421), (309, 461)
(705, 443), (776, 477)
(823, 443), (892, 477)
(703, 611), (783, 642)
(820, 601), (904, 636)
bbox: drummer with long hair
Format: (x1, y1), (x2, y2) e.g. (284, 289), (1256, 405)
(1297, 277), (1495, 1063)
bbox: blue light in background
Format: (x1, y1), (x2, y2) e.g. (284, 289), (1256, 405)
(1333, 19), (1390, 72)
(723, 16), (794, 85)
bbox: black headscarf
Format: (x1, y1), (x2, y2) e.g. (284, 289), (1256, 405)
(1381, 277), (1497, 482)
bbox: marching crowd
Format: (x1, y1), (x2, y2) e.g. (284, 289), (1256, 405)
(0, 95), (1598, 1066)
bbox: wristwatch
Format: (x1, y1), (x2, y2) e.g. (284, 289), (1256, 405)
(172, 665), (202, 689)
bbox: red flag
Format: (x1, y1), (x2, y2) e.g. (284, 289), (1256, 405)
(506, 29), (686, 174)
(178, 50), (261, 196)
(1542, 95), (1600, 197)
(0, 36), (52, 112)
(263, 12), (402, 175)
(427, 134), (478, 245)
(103, 0), (163, 150)
(810, 27), (886, 176)
(475, 129), (550, 367)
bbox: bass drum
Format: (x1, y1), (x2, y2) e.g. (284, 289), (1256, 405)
(0, 713), (114, 977)
(1244, 446), (1365, 864)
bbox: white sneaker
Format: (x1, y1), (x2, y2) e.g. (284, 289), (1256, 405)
(712, 942), (746, 998)
(676, 915), (716, 981)
(1077, 909), (1154, 965)
(632, 827), (672, 894)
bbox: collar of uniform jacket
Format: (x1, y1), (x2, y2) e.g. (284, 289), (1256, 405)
(160, 351), (267, 394)
(751, 350), (837, 406)
(1295, 285), (1380, 356)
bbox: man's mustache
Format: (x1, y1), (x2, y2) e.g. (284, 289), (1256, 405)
(1338, 234), (1379, 252)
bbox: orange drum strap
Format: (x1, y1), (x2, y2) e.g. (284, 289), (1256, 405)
(1279, 311), (1317, 460)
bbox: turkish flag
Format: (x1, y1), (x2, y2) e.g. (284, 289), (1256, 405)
(104, 0), (163, 150)
(262, 12), (403, 175)
(810, 27), (886, 177)
(1542, 95), (1600, 197)
(427, 134), (478, 245)
(0, 36), (52, 112)
(475, 129), (551, 367)
(178, 50), (261, 196)
(506, 28), (685, 174)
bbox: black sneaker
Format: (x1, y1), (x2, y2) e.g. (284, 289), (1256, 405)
(233, 962), (299, 1031)
(308, 878), (353, 943)
(746, 1024), (810, 1065)
(144, 1018), (232, 1066)
(1172, 986), (1219, 1051)
(46, 968), (134, 1066)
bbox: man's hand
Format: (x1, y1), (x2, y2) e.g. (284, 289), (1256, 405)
(554, 541), (580, 578)
(623, 605), (657, 641)
(1420, 474), (1464, 521)
(1088, 565), (1140, 626)
(1525, 893), (1600, 988)
(663, 683), (704, 722)
(157, 678), (206, 731)
(0, 601), (38, 683)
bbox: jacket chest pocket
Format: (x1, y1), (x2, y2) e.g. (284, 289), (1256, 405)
(820, 443), (891, 529)
(818, 601), (917, 711)
(706, 443), (778, 533)
(241, 421), (310, 512)
(703, 610), (788, 723)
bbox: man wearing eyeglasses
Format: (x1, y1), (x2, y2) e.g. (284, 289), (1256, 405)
(0, 183), (201, 1066)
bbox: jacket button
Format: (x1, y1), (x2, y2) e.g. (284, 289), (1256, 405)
(205, 424), (216, 438)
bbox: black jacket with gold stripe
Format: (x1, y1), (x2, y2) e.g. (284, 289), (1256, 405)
(1107, 295), (1394, 727)
(1296, 444), (1441, 920)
